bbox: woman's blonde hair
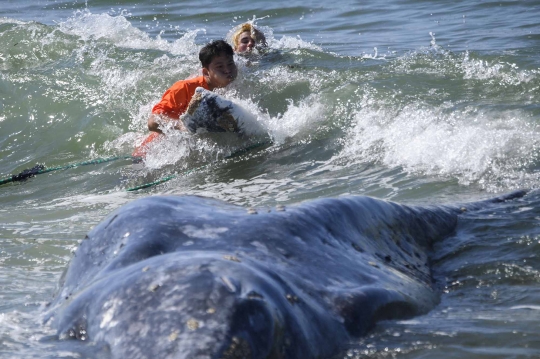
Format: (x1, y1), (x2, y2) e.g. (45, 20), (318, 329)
(231, 23), (267, 50)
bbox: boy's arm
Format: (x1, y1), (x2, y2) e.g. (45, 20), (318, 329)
(148, 80), (192, 133)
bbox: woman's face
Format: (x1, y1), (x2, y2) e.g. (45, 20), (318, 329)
(236, 31), (256, 53)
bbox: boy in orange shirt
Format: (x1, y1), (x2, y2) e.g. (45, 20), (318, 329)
(133, 40), (238, 157)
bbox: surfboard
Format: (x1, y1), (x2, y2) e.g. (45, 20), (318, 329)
(180, 87), (262, 135)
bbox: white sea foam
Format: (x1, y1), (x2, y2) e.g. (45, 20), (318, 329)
(339, 100), (540, 190)
(57, 9), (202, 55)
(460, 51), (539, 85)
(265, 95), (326, 144)
(271, 35), (323, 52)
(0, 18), (28, 25)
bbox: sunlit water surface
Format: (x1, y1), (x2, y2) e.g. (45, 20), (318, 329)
(1, 0), (540, 358)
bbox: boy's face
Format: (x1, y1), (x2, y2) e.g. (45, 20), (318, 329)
(203, 53), (237, 89)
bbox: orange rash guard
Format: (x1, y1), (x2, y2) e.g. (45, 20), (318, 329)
(132, 76), (209, 158)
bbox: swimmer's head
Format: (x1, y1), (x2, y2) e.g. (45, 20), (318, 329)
(231, 23), (267, 53)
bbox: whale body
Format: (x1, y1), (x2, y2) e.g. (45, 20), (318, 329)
(45, 192), (525, 358)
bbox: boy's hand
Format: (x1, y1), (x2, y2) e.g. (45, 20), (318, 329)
(148, 114), (163, 133)
(148, 114), (188, 133)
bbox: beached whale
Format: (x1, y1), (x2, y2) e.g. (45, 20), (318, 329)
(44, 191), (525, 358)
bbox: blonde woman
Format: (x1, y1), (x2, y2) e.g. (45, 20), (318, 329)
(230, 23), (267, 53)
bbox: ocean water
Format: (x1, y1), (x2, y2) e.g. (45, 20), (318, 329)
(1, 0), (540, 358)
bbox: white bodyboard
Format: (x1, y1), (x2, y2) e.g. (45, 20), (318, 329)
(180, 87), (264, 135)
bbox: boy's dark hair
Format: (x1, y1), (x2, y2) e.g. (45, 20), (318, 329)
(199, 40), (234, 68)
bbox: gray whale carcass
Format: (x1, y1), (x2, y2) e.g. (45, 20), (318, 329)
(45, 191), (526, 358)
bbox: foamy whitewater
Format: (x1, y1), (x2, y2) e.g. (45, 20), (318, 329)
(1, 1), (540, 358)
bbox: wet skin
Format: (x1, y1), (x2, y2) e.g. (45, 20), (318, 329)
(203, 53), (237, 90)
(45, 191), (526, 358)
(236, 31), (256, 53)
